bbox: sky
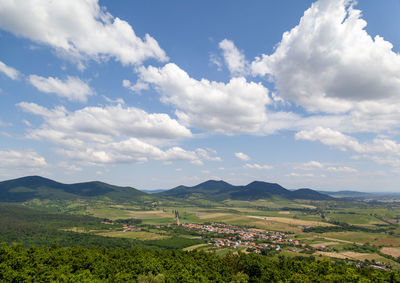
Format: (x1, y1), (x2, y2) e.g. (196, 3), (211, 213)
(0, 0), (400, 192)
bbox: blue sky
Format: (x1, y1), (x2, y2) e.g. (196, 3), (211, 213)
(0, 0), (400, 191)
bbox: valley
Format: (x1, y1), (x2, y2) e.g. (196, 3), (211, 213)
(2, 176), (400, 273)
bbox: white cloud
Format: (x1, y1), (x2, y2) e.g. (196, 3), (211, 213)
(28, 75), (94, 102)
(235, 152), (250, 161)
(295, 127), (364, 152)
(299, 161), (324, 170)
(296, 126), (400, 167)
(219, 39), (248, 76)
(136, 63), (270, 134)
(244, 163), (272, 170)
(0, 60), (20, 80)
(57, 162), (82, 173)
(57, 138), (205, 165)
(326, 166), (357, 173)
(16, 102), (221, 166)
(195, 148), (222, 162)
(0, 0), (168, 67)
(122, 79), (149, 93)
(251, 0), (400, 115)
(209, 53), (222, 71)
(17, 102), (192, 143)
(287, 172), (314, 177)
(102, 95), (125, 105)
(22, 119), (32, 127)
(0, 150), (47, 169)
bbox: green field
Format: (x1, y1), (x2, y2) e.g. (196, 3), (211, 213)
(3, 194), (400, 271)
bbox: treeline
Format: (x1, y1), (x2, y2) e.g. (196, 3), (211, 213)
(0, 204), (204, 251)
(303, 221), (394, 234)
(0, 204), (141, 249)
(1, 244), (399, 282)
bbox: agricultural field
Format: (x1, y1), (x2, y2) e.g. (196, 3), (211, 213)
(4, 193), (400, 270)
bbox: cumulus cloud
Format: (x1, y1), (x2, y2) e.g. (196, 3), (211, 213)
(235, 152), (250, 161)
(299, 161), (324, 170)
(296, 126), (400, 167)
(251, 0), (400, 114)
(16, 102), (220, 165)
(17, 102), (192, 144)
(295, 127), (364, 152)
(326, 166), (357, 173)
(0, 60), (20, 80)
(135, 63), (270, 134)
(57, 138), (205, 165)
(28, 75), (94, 102)
(219, 39), (248, 76)
(0, 149), (47, 169)
(244, 163), (272, 170)
(122, 79), (149, 93)
(0, 0), (168, 68)
(287, 172), (314, 178)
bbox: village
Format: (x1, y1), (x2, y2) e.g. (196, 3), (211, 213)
(180, 222), (307, 255)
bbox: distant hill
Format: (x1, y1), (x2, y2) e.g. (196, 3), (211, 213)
(158, 180), (236, 201)
(0, 176), (147, 202)
(0, 176), (334, 203)
(158, 180), (334, 201)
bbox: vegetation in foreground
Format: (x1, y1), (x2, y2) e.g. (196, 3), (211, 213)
(1, 244), (399, 282)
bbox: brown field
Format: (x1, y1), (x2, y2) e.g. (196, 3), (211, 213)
(183, 244), (209, 251)
(249, 216), (333, 227)
(341, 251), (381, 261)
(381, 247), (400, 258)
(322, 232), (400, 246)
(316, 251), (384, 261)
(315, 236), (357, 244)
(278, 211), (291, 215)
(309, 242), (340, 247)
(315, 251), (349, 259)
(248, 220), (302, 233)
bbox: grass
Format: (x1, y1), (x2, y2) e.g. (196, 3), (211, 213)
(215, 248), (232, 256)
(183, 243), (209, 251)
(321, 231), (400, 246)
(86, 206), (131, 219)
(97, 231), (169, 240)
(248, 216), (333, 227)
(142, 217), (175, 224)
(327, 213), (386, 226)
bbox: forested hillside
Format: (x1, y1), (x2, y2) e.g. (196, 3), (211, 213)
(0, 176), (148, 202)
(1, 244), (398, 282)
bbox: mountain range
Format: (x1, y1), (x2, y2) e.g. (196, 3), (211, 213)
(0, 176), (334, 203)
(0, 176), (146, 202)
(157, 180), (333, 201)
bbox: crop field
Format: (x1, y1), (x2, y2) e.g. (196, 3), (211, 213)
(249, 215), (334, 227)
(24, 196), (400, 269)
(381, 247), (400, 258)
(128, 210), (172, 219)
(97, 231), (169, 240)
(321, 232), (400, 246)
(86, 206), (132, 219)
(327, 213), (386, 226)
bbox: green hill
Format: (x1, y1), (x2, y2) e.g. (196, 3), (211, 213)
(0, 176), (334, 203)
(0, 176), (147, 202)
(158, 180), (334, 201)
